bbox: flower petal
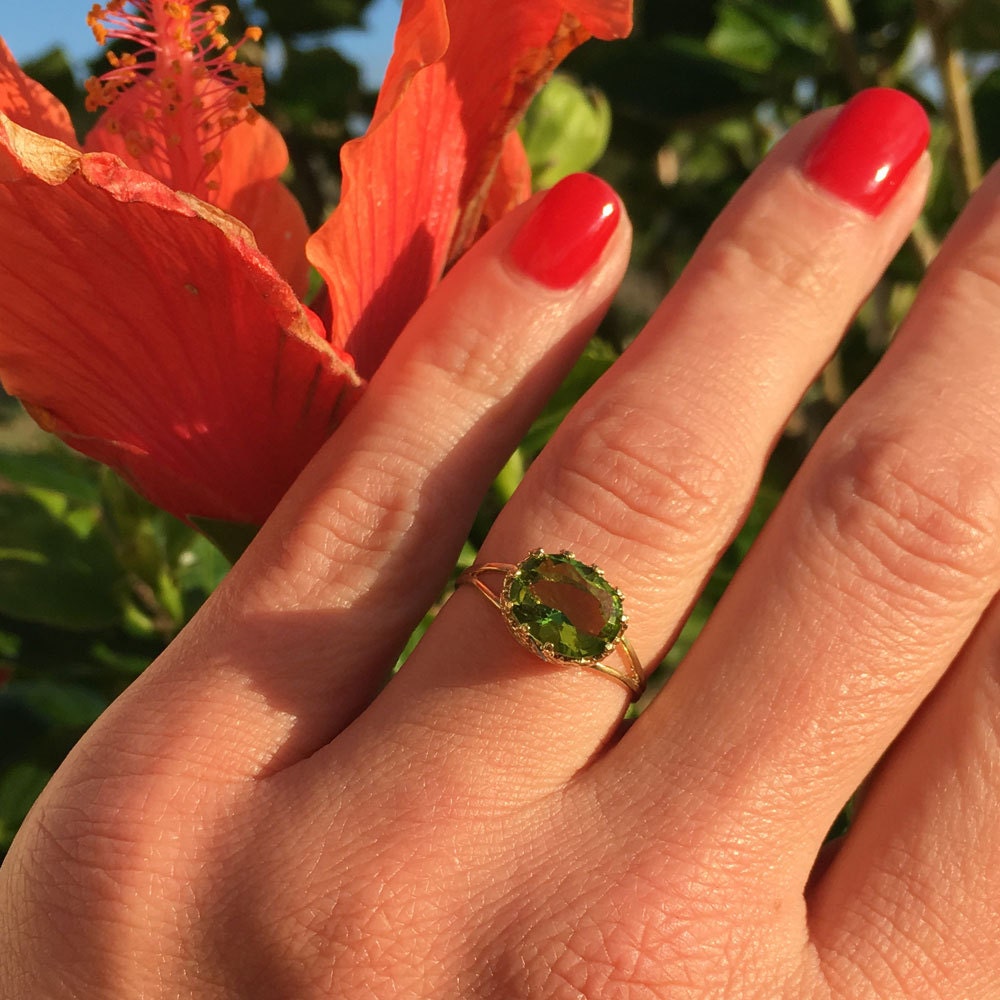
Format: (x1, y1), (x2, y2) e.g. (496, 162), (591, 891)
(213, 118), (312, 298)
(477, 130), (533, 243)
(85, 88), (311, 297)
(0, 36), (78, 147)
(0, 113), (360, 526)
(307, 0), (632, 378)
(218, 173), (312, 299)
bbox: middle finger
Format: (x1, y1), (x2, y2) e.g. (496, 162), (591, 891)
(358, 90), (932, 792)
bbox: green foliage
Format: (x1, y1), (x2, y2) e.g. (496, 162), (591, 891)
(271, 46), (362, 129)
(20, 48), (84, 127)
(709, 1), (827, 72)
(954, 0), (1000, 50)
(0, 439), (230, 854)
(253, 0), (370, 37)
(188, 518), (259, 565)
(973, 68), (1000, 166)
(0, 763), (51, 851)
(0, 491), (122, 630)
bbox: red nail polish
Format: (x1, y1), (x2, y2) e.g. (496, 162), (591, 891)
(804, 88), (930, 215)
(508, 173), (620, 288)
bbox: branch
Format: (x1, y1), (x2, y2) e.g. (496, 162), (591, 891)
(919, 0), (983, 199)
(909, 216), (940, 269)
(821, 0), (866, 92)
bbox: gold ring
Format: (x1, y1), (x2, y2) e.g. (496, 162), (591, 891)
(458, 549), (645, 701)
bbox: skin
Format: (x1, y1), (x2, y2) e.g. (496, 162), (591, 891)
(3, 107), (1000, 999)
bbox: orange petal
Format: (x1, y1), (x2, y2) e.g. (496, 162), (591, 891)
(213, 117), (311, 298)
(307, 0), (632, 378)
(85, 88), (311, 297)
(0, 113), (360, 526)
(218, 174), (312, 299)
(475, 130), (533, 247)
(0, 36), (78, 147)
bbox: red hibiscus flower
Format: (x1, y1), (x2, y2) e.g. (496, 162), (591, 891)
(0, 0), (632, 530)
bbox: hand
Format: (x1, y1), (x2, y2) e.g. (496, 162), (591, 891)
(3, 88), (999, 999)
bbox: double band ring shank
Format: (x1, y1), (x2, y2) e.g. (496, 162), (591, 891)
(458, 550), (645, 701)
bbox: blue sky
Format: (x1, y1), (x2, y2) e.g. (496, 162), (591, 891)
(2, 0), (398, 88)
(3, 0), (97, 62)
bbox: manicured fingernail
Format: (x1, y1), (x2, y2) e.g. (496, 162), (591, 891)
(804, 88), (930, 215)
(508, 173), (620, 288)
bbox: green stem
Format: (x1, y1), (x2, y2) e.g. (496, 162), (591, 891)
(494, 448), (526, 504)
(821, 354), (846, 409)
(920, 0), (983, 200)
(909, 215), (940, 269)
(821, 0), (866, 92)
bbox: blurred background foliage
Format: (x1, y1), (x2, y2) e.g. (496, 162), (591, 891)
(2, 0), (999, 854)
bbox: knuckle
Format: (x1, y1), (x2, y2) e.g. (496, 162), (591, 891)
(495, 860), (788, 999)
(926, 179), (1000, 310)
(409, 316), (513, 408)
(548, 399), (754, 564)
(285, 445), (427, 591)
(929, 252), (1000, 318)
(698, 221), (835, 316)
(409, 272), (558, 410)
(807, 431), (1000, 611)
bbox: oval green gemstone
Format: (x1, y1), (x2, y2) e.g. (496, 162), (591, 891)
(504, 551), (624, 662)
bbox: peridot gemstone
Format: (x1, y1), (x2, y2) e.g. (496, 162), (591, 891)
(504, 551), (624, 663)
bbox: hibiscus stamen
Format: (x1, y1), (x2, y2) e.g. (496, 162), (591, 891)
(84, 1), (265, 196)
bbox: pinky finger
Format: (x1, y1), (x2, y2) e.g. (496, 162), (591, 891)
(809, 601), (1000, 999)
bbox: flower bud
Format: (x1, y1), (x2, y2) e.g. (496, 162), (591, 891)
(519, 73), (612, 190)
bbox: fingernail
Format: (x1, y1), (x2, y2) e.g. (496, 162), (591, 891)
(804, 88), (930, 216)
(508, 173), (620, 288)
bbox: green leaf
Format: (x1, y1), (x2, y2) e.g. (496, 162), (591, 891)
(0, 630), (20, 659)
(189, 518), (259, 565)
(175, 534), (232, 598)
(3, 679), (107, 729)
(90, 642), (154, 678)
(0, 762), (51, 852)
(271, 46), (362, 127)
(99, 469), (172, 585)
(0, 448), (101, 506)
(0, 494), (123, 630)
(955, 0), (1000, 51)
(522, 339), (618, 456)
(641, 5), (719, 38)
(708, 4), (784, 72)
(255, 0), (370, 36)
(20, 47), (84, 132)
(730, 481), (783, 561)
(974, 68), (1000, 168)
(708, 0), (827, 74)
(395, 610), (435, 672)
(566, 35), (762, 130)
(493, 450), (526, 505)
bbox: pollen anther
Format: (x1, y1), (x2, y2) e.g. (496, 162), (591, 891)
(83, 1), (266, 197)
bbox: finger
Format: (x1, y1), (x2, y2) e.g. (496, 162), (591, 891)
(83, 173), (632, 777)
(613, 157), (1000, 897)
(808, 601), (1000, 999)
(361, 90), (932, 793)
